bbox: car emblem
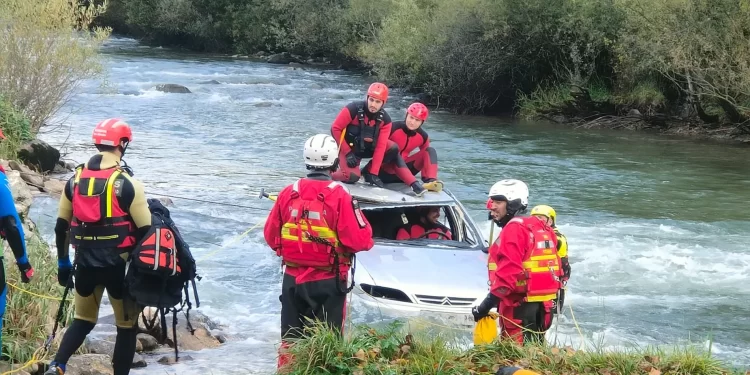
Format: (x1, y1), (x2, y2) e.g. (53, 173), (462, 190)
(440, 297), (452, 306)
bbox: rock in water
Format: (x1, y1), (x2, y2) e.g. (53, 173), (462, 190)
(153, 84), (191, 94)
(137, 333), (159, 352)
(131, 353), (147, 368)
(17, 139), (61, 173)
(266, 52), (295, 64)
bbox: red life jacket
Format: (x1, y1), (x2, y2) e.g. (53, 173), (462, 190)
(514, 217), (563, 302)
(69, 166), (136, 250)
(279, 179), (350, 269)
(487, 216), (562, 303)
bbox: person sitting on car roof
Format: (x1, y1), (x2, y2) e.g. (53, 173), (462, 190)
(396, 206), (452, 240)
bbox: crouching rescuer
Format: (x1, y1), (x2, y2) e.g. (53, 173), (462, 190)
(47, 119), (152, 375)
(472, 179), (563, 345)
(264, 134), (375, 370)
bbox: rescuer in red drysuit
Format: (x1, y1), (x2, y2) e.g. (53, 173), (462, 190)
(368, 102), (442, 193)
(264, 134), (375, 370)
(330, 83), (426, 196)
(395, 206), (452, 240)
(472, 179), (563, 345)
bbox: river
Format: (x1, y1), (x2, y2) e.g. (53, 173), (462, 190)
(27, 36), (750, 373)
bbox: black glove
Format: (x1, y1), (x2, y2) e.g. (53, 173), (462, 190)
(58, 259), (74, 288)
(368, 174), (384, 188)
(472, 293), (500, 322)
(561, 256), (571, 281)
(345, 152), (358, 168)
(17, 262), (33, 283)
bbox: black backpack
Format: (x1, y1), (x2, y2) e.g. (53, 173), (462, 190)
(124, 198), (201, 361)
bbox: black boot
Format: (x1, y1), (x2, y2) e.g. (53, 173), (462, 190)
(410, 181), (426, 197)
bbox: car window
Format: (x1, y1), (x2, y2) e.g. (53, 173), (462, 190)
(361, 204), (463, 242)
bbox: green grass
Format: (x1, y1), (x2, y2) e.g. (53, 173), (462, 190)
(517, 84), (574, 120)
(2, 227), (74, 364)
(0, 95), (32, 161)
(280, 320), (740, 375)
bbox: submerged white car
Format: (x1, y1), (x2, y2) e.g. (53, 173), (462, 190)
(346, 182), (490, 329)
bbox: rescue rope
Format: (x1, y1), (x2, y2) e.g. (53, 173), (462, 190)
(0, 347), (47, 375)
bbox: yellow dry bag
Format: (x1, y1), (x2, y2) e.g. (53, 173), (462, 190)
(473, 312), (499, 345)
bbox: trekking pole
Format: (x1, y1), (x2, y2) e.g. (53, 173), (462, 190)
(45, 265), (76, 351)
(258, 188), (277, 202)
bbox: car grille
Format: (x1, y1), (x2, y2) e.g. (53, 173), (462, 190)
(414, 294), (477, 306)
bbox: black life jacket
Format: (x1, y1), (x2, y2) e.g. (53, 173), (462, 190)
(344, 105), (385, 155)
(124, 198), (200, 362)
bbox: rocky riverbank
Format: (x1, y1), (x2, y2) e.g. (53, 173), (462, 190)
(0, 141), (228, 375)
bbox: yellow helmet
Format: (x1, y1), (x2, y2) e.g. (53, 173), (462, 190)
(530, 204), (556, 225)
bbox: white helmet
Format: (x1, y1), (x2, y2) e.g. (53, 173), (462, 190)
(304, 134), (339, 168)
(488, 179), (529, 213)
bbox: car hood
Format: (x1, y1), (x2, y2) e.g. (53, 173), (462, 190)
(354, 242), (489, 302)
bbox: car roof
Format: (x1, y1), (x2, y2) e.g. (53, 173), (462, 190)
(345, 181), (455, 206)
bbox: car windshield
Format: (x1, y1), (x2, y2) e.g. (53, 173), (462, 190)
(360, 203), (479, 249)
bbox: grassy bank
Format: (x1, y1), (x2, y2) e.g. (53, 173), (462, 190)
(280, 321), (739, 375)
(3, 228), (73, 364)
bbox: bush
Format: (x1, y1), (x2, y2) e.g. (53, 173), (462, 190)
(0, 0), (110, 135)
(0, 96), (32, 160)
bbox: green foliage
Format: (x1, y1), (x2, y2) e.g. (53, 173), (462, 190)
(2, 230), (74, 364)
(0, 96), (32, 160)
(100, 0), (750, 121)
(281, 320), (738, 375)
(0, 0), (110, 134)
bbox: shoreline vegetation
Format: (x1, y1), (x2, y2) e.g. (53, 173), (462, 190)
(93, 0), (750, 144)
(279, 320), (742, 375)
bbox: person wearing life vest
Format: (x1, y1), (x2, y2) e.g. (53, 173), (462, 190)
(531, 204), (570, 314)
(395, 206), (452, 240)
(46, 119), (152, 375)
(264, 134), (375, 370)
(0, 129), (35, 352)
(331, 83), (426, 195)
(471, 179), (563, 345)
(373, 102), (442, 193)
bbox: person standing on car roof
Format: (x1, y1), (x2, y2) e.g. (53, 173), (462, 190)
(531, 204), (570, 314)
(46, 119), (152, 375)
(0, 128), (35, 352)
(369, 102), (442, 194)
(395, 206), (452, 240)
(330, 83), (426, 196)
(472, 179), (563, 345)
(264, 134), (375, 370)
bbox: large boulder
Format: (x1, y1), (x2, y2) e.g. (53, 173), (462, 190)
(17, 139), (61, 173)
(266, 52), (296, 64)
(153, 84), (191, 94)
(9, 160), (44, 190)
(139, 308), (222, 351)
(43, 178), (66, 195)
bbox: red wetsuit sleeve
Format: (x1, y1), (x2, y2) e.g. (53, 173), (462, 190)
(335, 189), (374, 253)
(263, 185), (291, 253)
(368, 121), (392, 174)
(331, 106), (354, 155)
(490, 222), (528, 300)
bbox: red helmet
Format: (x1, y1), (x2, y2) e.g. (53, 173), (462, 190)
(367, 82), (389, 102)
(92, 118), (133, 147)
(407, 102), (429, 121)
